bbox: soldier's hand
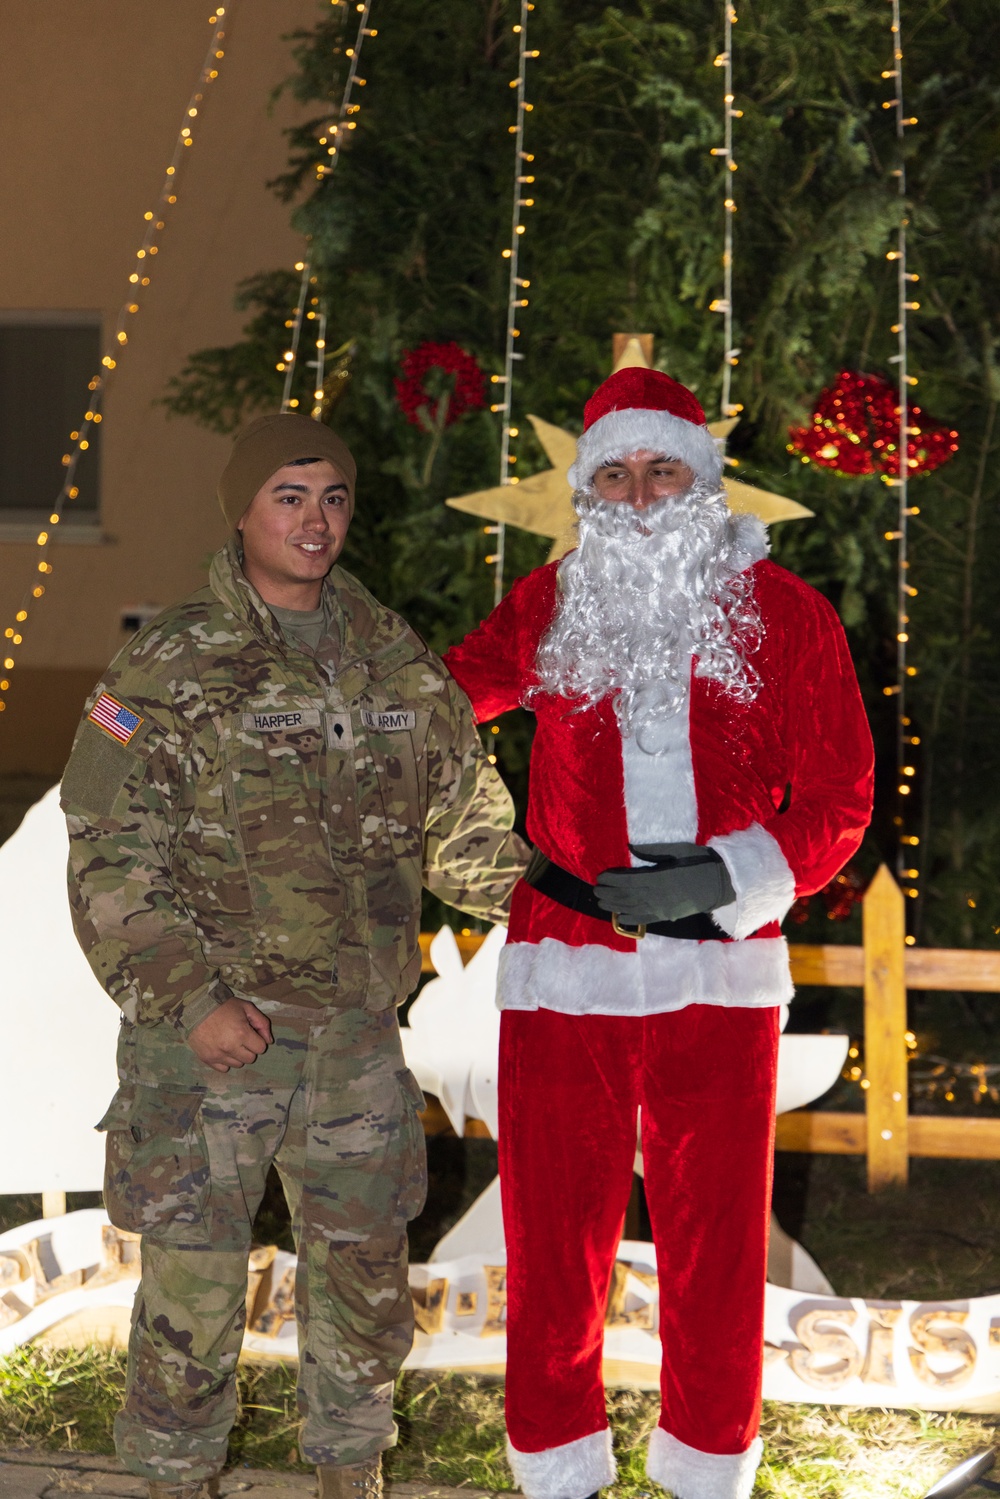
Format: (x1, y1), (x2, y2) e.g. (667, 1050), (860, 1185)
(187, 998), (274, 1072)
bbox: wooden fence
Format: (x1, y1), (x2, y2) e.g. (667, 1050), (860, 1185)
(419, 864), (1000, 1191)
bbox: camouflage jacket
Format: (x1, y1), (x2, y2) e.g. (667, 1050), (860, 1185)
(62, 541), (525, 1036)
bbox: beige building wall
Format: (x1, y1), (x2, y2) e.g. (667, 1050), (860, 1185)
(0, 0), (319, 773)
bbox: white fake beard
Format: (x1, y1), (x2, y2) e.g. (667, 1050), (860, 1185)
(531, 478), (766, 752)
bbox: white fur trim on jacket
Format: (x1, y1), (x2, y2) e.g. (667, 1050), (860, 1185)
(507, 1427), (616, 1499)
(647, 1428), (763, 1499)
(708, 821), (797, 940)
(621, 701), (698, 847)
(568, 407), (724, 490)
(496, 931), (792, 1015)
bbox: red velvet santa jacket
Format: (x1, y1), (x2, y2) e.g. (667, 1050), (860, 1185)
(444, 555), (874, 1017)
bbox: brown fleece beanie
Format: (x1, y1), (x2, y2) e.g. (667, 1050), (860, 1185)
(217, 412), (357, 530)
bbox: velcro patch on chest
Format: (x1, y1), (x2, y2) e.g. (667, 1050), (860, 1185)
(361, 708), (416, 733)
(242, 709), (322, 732)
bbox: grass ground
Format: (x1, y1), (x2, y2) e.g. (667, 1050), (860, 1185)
(1, 1347), (998, 1499)
(4, 1153), (1000, 1496)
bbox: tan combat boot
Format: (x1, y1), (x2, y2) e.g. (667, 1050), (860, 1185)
(317, 1456), (383, 1499)
(147, 1480), (218, 1499)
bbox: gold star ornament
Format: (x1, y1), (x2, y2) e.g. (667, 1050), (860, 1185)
(446, 412), (812, 563)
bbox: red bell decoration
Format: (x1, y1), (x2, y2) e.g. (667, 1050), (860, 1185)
(788, 369), (959, 478)
(394, 340), (486, 428)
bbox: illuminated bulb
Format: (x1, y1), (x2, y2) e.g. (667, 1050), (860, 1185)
(295, 261), (305, 271)
(288, 399), (299, 408)
(314, 389), (324, 400)
(11, 635), (20, 645)
(902, 765), (915, 776)
(283, 350), (295, 361)
(316, 339), (326, 349)
(36, 533), (48, 546)
(15, 611), (26, 622)
(33, 587), (44, 598)
(50, 515), (59, 525)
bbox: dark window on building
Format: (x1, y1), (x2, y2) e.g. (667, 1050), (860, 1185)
(0, 317), (101, 522)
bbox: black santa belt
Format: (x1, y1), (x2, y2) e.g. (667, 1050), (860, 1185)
(522, 849), (726, 941)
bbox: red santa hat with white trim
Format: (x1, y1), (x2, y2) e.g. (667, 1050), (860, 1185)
(567, 367), (724, 491)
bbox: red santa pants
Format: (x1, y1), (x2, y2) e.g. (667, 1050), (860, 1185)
(498, 1002), (780, 1460)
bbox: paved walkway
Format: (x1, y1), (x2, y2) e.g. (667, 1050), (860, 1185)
(0, 1453), (509, 1499)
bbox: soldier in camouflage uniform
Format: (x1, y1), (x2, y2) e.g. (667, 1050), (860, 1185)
(62, 414), (526, 1499)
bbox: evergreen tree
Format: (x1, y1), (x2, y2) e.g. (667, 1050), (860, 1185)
(162, 0), (1000, 951)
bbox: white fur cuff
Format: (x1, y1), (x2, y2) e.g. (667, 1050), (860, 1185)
(647, 1427), (763, 1499)
(507, 1428), (616, 1499)
(709, 821), (796, 940)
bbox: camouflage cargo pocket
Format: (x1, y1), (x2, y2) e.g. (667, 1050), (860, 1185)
(97, 1084), (212, 1246)
(394, 1068), (428, 1223)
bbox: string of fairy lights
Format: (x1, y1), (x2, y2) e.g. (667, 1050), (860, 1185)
(709, 4), (743, 422)
(485, 0), (537, 608)
(881, 0), (923, 929)
(0, 5), (237, 719)
(277, 0), (376, 417)
(841, 1030), (1000, 1109)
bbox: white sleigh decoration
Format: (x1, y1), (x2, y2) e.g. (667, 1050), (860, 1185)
(1, 779), (998, 1412)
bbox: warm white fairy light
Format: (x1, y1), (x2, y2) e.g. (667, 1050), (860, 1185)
(709, 4), (743, 419)
(0, 5), (237, 718)
(882, 0), (922, 901)
(279, 0), (375, 414)
(488, 0), (536, 607)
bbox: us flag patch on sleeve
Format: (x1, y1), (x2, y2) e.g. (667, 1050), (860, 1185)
(88, 693), (145, 746)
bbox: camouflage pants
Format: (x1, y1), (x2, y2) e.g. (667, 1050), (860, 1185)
(98, 1001), (427, 1482)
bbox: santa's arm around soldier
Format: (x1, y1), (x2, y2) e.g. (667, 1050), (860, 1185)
(61, 414), (527, 1499)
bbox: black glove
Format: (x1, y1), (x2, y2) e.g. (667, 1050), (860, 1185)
(594, 842), (736, 926)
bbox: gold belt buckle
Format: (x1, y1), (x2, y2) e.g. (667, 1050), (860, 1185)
(611, 913), (647, 940)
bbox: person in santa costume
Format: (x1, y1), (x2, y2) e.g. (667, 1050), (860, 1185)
(443, 367), (874, 1499)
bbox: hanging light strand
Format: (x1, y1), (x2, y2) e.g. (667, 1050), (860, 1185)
(0, 5), (237, 718)
(488, 0), (536, 607)
(279, 0), (376, 415)
(709, 5), (743, 420)
(882, 0), (921, 913)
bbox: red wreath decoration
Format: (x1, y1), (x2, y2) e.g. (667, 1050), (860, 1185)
(394, 341), (487, 429)
(787, 369), (959, 478)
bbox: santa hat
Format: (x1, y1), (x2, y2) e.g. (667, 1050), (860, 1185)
(567, 367), (723, 491)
